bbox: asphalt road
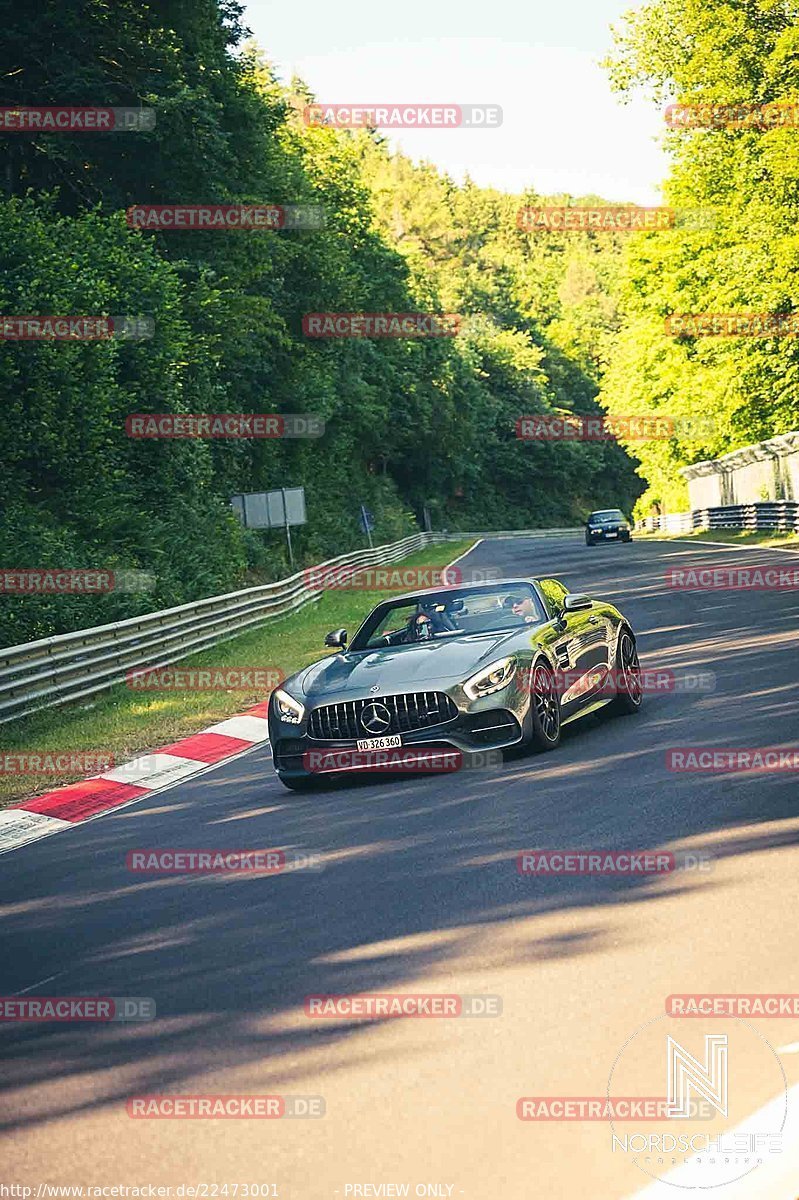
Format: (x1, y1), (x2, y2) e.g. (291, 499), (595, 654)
(2, 534), (799, 1199)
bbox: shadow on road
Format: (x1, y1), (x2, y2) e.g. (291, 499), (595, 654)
(1, 537), (798, 1132)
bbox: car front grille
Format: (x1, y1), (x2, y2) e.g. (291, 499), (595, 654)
(308, 691), (458, 741)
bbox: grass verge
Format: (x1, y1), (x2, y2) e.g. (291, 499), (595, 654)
(0, 539), (475, 809)
(636, 528), (799, 550)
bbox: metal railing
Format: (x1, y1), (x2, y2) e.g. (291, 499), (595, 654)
(637, 502), (799, 534)
(0, 532), (433, 725)
(637, 512), (694, 534)
(0, 527), (581, 725)
(696, 502), (799, 531)
(443, 528), (583, 540)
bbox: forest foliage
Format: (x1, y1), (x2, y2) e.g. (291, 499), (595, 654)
(601, 0), (799, 513)
(1, 0), (650, 643)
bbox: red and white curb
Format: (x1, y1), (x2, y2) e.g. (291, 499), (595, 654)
(0, 702), (271, 857)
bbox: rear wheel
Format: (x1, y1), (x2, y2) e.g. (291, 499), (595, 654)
(529, 660), (561, 751)
(611, 628), (643, 714)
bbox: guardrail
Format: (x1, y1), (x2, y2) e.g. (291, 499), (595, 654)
(636, 502), (799, 534)
(637, 512), (694, 534)
(696, 502), (799, 531)
(0, 527), (582, 725)
(445, 528), (583, 540)
(0, 532), (433, 725)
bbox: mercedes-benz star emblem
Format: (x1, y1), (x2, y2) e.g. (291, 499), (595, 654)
(360, 701), (392, 735)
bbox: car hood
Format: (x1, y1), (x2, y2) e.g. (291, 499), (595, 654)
(294, 630), (528, 699)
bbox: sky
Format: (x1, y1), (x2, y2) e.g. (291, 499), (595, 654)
(241, 0), (669, 204)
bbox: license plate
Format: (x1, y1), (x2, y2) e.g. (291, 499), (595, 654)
(605, 532), (617, 538)
(356, 735), (402, 751)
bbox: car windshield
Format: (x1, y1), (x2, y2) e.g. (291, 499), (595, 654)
(351, 583), (545, 650)
(590, 510), (625, 522)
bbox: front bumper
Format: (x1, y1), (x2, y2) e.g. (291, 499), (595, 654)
(269, 689), (529, 780)
(586, 527), (631, 542)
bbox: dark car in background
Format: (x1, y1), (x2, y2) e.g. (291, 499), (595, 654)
(585, 509), (632, 545)
(268, 578), (642, 790)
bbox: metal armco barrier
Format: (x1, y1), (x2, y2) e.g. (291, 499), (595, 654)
(0, 527), (581, 725)
(637, 512), (694, 534)
(447, 529), (583, 540)
(637, 502), (799, 534)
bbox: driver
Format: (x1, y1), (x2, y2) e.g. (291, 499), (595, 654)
(404, 600), (457, 642)
(503, 593), (537, 623)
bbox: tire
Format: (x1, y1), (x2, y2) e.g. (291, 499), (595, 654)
(585, 535), (594, 546)
(611, 627), (643, 714)
(528, 659), (562, 751)
(277, 774), (321, 792)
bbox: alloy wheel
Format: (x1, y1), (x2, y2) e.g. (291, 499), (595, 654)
(618, 632), (642, 706)
(533, 663), (560, 741)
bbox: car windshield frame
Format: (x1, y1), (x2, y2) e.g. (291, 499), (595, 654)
(349, 583), (546, 651)
(589, 510), (626, 522)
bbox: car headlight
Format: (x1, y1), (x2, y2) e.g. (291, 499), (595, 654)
(463, 656), (517, 700)
(589, 527), (601, 533)
(273, 688), (305, 724)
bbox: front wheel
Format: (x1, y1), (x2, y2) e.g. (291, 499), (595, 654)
(528, 660), (562, 751)
(611, 628), (643, 714)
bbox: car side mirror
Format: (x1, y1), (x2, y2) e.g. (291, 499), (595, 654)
(324, 628), (347, 649)
(562, 593), (593, 613)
